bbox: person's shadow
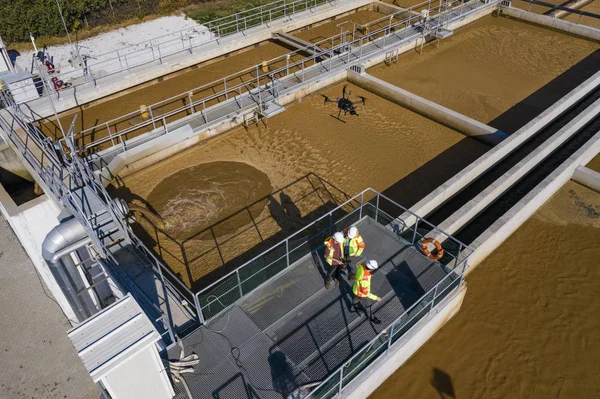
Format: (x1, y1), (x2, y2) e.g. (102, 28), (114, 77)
(268, 192), (303, 234)
(432, 368), (456, 399)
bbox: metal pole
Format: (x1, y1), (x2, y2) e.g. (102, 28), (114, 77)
(429, 284), (438, 312)
(359, 191), (364, 219)
(194, 294), (204, 324)
(285, 239), (290, 267)
(338, 367), (344, 395)
(411, 218), (419, 245)
(387, 323), (395, 352)
(374, 194), (380, 222)
(236, 270), (243, 297)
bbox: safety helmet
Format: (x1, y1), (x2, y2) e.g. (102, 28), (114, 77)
(365, 260), (378, 270)
(347, 226), (358, 239)
(333, 232), (345, 244)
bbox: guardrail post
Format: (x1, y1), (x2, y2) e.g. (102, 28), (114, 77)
(359, 191), (364, 219)
(338, 367), (344, 395)
(188, 92), (194, 114)
(236, 269), (243, 298)
(202, 101), (207, 123)
(429, 284), (438, 313)
(194, 294), (204, 324)
(387, 323), (395, 352)
(411, 218), (419, 245)
(285, 238), (290, 267)
(374, 194), (380, 223)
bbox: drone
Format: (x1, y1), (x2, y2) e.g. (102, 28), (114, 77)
(322, 85), (366, 122)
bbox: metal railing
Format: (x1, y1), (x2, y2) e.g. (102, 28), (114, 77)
(15, 0), (343, 104)
(518, 0), (600, 26)
(68, 0), (490, 159)
(194, 188), (473, 324)
(305, 260), (467, 398)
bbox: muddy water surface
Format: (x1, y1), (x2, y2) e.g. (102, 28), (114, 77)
(369, 16), (599, 132)
(371, 181), (600, 399)
(114, 81), (488, 289)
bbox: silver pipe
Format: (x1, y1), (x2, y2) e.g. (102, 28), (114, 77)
(42, 217), (94, 322)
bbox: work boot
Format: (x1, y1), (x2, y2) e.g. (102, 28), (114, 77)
(370, 316), (382, 325)
(347, 272), (356, 281)
(334, 278), (340, 287)
(325, 279), (332, 289)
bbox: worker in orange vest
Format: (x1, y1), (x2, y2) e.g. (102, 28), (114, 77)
(324, 232), (346, 289)
(344, 225), (365, 280)
(351, 260), (382, 324)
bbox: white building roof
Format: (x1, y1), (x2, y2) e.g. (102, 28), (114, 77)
(67, 294), (161, 381)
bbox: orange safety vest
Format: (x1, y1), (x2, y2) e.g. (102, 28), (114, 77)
(343, 226), (365, 257)
(353, 264), (376, 300)
(324, 236), (344, 266)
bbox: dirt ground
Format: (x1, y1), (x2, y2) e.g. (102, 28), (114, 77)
(371, 180), (600, 399)
(369, 15), (600, 132)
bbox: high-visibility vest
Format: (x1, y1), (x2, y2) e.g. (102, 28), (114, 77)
(324, 236), (344, 266)
(353, 264), (377, 300)
(344, 226), (365, 257)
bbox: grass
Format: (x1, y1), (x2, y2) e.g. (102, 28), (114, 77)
(184, 0), (279, 24)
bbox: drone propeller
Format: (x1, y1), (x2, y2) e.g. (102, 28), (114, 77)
(342, 85), (348, 99)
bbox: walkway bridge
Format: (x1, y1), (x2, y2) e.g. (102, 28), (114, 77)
(46, 0), (496, 174)
(168, 189), (471, 398)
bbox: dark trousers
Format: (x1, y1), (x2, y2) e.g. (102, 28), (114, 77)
(352, 296), (374, 318)
(326, 263), (343, 282)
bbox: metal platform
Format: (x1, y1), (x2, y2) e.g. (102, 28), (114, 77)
(168, 216), (459, 398)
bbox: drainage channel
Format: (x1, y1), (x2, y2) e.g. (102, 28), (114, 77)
(453, 112), (600, 246)
(425, 87), (600, 229)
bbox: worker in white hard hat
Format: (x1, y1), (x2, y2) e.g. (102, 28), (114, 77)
(351, 260), (382, 324)
(323, 232), (346, 289)
(343, 225), (365, 280)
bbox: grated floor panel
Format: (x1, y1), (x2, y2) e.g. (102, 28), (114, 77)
(171, 217), (452, 398)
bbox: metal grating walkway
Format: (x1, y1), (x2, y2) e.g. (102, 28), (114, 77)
(168, 217), (450, 398)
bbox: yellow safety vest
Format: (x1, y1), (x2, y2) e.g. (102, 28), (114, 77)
(324, 236), (344, 266)
(353, 264), (377, 300)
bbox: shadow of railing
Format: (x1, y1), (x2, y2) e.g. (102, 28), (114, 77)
(109, 173), (353, 293)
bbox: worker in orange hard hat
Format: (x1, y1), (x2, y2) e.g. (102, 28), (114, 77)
(344, 225), (365, 280)
(351, 260), (382, 324)
(323, 232), (346, 289)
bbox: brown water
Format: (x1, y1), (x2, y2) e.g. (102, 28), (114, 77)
(371, 180), (600, 399)
(40, 10), (386, 142)
(369, 16), (599, 131)
(587, 153), (600, 172)
(113, 80), (483, 289)
(112, 17), (595, 289)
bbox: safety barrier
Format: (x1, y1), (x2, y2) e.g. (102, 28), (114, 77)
(14, 0), (344, 104)
(194, 188), (473, 323)
(65, 0), (488, 158)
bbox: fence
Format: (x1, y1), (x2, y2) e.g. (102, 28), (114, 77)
(12, 0), (343, 105)
(66, 0), (487, 158)
(194, 188), (472, 323)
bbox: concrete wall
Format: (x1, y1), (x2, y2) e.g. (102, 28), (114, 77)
(348, 71), (507, 146)
(343, 283), (467, 399)
(399, 70), (600, 228)
(465, 131), (600, 272)
(572, 165), (600, 193)
(501, 6), (600, 41)
(0, 185), (77, 322)
(0, 145), (34, 182)
(26, 0), (373, 119)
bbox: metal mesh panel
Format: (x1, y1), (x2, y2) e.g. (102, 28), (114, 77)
(239, 241), (288, 294)
(341, 334), (389, 387)
(198, 273), (241, 320)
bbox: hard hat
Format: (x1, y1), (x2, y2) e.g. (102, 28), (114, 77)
(365, 260), (378, 270)
(333, 232), (345, 244)
(347, 226), (358, 239)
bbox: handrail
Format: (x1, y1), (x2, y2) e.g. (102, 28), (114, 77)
(23, 0), (340, 105)
(196, 187), (473, 297)
(305, 259), (468, 398)
(71, 0), (470, 154)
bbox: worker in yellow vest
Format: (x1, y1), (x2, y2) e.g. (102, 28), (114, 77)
(351, 260), (382, 324)
(324, 232), (346, 289)
(344, 225), (365, 280)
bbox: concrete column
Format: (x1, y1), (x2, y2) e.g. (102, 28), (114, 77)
(501, 7), (600, 41)
(572, 165), (600, 193)
(348, 71), (508, 146)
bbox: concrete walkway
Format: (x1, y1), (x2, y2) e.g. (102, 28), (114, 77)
(0, 214), (99, 399)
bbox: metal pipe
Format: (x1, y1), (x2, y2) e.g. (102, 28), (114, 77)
(42, 217), (94, 322)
